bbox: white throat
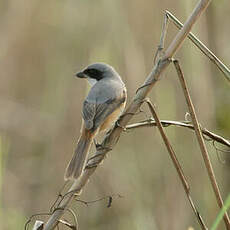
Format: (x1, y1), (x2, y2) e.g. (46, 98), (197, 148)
(87, 77), (97, 86)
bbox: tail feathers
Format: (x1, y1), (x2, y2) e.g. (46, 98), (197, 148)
(65, 134), (93, 180)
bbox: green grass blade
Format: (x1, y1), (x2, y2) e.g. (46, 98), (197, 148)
(211, 194), (230, 230)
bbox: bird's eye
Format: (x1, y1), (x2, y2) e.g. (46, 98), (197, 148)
(88, 69), (96, 74)
(84, 68), (103, 80)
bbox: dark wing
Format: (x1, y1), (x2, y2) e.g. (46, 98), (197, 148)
(82, 92), (126, 132)
(82, 100), (96, 130)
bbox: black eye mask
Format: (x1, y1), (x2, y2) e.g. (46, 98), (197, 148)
(83, 68), (103, 81)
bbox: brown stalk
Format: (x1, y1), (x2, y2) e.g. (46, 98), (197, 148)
(173, 59), (230, 229)
(125, 119), (230, 149)
(164, 0), (211, 59)
(165, 11), (230, 82)
(144, 99), (208, 230)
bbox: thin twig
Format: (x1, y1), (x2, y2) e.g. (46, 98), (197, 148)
(58, 219), (76, 230)
(173, 59), (230, 229)
(40, 1), (212, 229)
(125, 119), (230, 149)
(164, 0), (211, 59)
(75, 194), (122, 208)
(63, 208), (78, 230)
(165, 10), (230, 82)
(154, 11), (169, 63)
(144, 98), (208, 230)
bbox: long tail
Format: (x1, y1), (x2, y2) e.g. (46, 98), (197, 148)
(65, 129), (94, 180)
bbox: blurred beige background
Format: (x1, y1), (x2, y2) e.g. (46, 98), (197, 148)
(0, 0), (230, 229)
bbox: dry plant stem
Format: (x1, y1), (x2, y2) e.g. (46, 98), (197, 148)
(159, 12), (169, 51)
(164, 0), (211, 59)
(145, 99), (208, 230)
(126, 120), (230, 148)
(58, 219), (76, 230)
(173, 60), (230, 230)
(154, 11), (169, 63)
(165, 11), (230, 82)
(42, 1), (211, 229)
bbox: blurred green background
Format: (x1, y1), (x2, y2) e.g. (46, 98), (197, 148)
(0, 0), (230, 229)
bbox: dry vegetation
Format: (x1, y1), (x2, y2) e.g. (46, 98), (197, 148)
(0, 0), (230, 230)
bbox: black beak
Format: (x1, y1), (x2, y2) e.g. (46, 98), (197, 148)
(75, 71), (86, 78)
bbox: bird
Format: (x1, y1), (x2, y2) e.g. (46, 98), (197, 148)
(65, 63), (127, 180)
